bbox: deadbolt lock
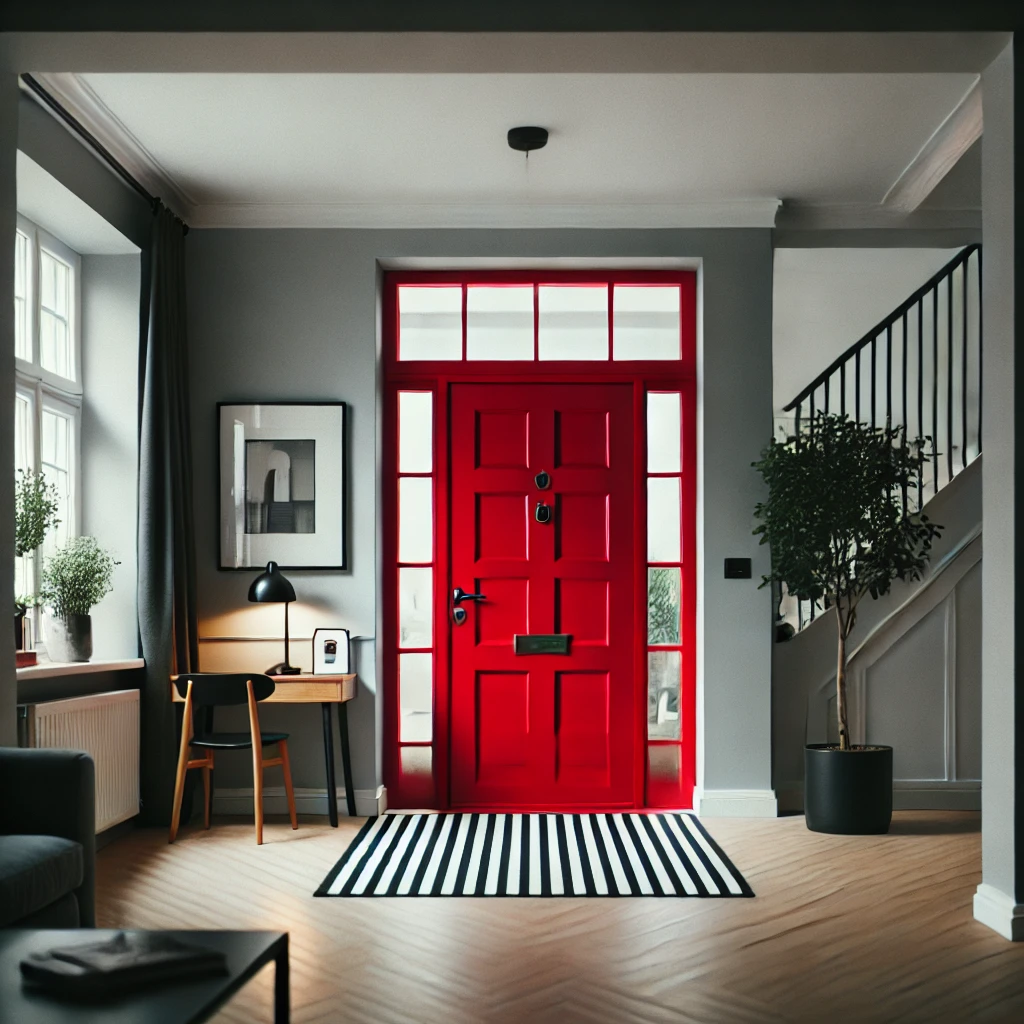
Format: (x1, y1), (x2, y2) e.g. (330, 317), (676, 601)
(534, 470), (551, 490)
(535, 501), (552, 524)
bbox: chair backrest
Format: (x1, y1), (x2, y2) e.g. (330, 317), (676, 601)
(174, 673), (276, 706)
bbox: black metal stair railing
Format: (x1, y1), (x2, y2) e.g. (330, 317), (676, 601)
(780, 244), (982, 629)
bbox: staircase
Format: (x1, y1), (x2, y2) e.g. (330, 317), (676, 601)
(773, 245), (983, 812)
(779, 244), (982, 631)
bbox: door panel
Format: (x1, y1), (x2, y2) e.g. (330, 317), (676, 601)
(450, 383), (636, 808)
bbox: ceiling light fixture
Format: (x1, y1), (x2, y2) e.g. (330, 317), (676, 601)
(507, 126), (549, 159)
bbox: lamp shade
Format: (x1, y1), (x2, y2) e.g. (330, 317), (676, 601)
(247, 561), (296, 604)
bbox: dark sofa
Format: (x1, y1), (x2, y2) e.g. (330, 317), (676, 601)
(0, 748), (95, 927)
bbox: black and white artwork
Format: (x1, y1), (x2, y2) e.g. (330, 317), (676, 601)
(219, 403), (346, 569)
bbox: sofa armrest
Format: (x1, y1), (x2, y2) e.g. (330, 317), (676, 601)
(0, 748), (96, 926)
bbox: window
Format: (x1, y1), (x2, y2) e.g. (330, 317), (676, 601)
(396, 279), (688, 363)
(13, 217), (82, 612)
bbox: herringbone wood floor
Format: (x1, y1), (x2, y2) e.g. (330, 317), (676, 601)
(96, 811), (1024, 1023)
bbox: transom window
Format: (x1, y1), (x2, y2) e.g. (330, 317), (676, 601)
(396, 277), (689, 362)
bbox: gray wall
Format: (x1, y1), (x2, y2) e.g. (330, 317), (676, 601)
(80, 254), (140, 659)
(186, 228), (775, 808)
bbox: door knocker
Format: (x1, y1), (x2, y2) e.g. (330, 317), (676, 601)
(535, 501), (552, 524)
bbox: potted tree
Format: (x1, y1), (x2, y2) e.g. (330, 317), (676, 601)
(752, 412), (941, 834)
(39, 537), (119, 663)
(14, 469), (61, 650)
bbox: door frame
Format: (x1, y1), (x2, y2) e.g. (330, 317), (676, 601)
(382, 270), (697, 811)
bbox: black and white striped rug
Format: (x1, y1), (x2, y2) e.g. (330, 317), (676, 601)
(315, 812), (752, 898)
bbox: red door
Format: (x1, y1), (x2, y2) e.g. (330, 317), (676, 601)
(449, 383), (637, 808)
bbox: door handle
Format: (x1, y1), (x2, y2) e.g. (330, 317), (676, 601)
(452, 587), (486, 626)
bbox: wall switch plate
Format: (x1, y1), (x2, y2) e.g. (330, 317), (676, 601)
(724, 557), (752, 579)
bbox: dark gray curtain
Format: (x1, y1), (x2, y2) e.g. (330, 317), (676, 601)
(137, 206), (198, 826)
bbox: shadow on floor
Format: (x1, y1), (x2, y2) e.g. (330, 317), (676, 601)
(888, 813), (980, 836)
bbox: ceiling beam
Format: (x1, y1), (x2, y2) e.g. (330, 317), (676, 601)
(882, 80), (982, 214)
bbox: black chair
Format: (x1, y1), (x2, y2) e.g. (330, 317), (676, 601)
(170, 674), (297, 846)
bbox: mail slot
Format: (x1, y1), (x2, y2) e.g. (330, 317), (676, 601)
(514, 634), (571, 655)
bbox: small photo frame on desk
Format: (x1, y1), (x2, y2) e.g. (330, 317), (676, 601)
(312, 628), (350, 675)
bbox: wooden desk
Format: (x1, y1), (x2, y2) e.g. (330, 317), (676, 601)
(172, 673), (357, 825)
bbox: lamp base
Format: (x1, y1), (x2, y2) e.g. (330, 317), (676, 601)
(266, 662), (301, 676)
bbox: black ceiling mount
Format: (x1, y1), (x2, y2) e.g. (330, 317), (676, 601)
(507, 126), (549, 154)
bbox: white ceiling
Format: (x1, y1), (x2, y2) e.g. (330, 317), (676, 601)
(35, 71), (979, 229)
(16, 151), (139, 254)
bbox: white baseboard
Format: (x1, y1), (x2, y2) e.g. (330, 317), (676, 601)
(777, 780), (981, 813)
(694, 788), (778, 817)
(210, 785), (384, 819)
(974, 883), (1024, 941)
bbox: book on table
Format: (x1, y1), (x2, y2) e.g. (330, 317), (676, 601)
(20, 932), (228, 996)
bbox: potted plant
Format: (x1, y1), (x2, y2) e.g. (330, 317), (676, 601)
(14, 469), (61, 649)
(39, 537), (119, 663)
(752, 412), (941, 834)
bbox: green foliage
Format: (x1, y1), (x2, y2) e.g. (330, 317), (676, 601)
(15, 469), (61, 557)
(752, 413), (942, 617)
(40, 537), (120, 619)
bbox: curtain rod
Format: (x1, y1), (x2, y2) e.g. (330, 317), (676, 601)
(20, 73), (189, 235)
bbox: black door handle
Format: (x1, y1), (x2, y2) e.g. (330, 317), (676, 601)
(452, 587), (487, 605)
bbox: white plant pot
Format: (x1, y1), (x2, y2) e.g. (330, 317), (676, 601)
(44, 612), (93, 663)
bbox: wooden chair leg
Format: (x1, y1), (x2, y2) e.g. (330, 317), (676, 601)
(169, 685), (194, 844)
(203, 752), (214, 830)
(279, 740), (298, 830)
(247, 679), (264, 845)
(252, 746), (264, 845)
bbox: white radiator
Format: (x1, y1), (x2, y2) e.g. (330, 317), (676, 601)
(24, 689), (141, 833)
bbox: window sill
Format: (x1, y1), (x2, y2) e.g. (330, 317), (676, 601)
(16, 658), (144, 682)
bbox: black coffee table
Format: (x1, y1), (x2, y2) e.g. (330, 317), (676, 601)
(0, 930), (288, 1024)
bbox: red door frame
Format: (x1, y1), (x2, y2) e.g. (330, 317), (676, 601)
(382, 270), (697, 811)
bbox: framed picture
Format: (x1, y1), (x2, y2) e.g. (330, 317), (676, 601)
(218, 401), (347, 569)
(312, 628), (351, 675)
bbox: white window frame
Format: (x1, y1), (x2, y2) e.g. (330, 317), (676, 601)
(13, 215), (82, 631)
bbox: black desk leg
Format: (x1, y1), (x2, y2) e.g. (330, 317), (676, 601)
(274, 934), (290, 1024)
(321, 703), (339, 827)
(337, 702), (357, 817)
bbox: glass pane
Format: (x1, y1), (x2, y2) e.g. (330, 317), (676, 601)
(14, 297), (27, 361)
(399, 652), (433, 742)
(648, 744), (681, 784)
(40, 311), (71, 379)
(14, 394), (32, 473)
(14, 232), (26, 299)
(399, 392), (433, 473)
(647, 392), (681, 473)
(400, 745), (433, 776)
(538, 285), (608, 360)
(613, 285), (680, 360)
(41, 250), (69, 317)
(648, 567), (681, 645)
(648, 650), (681, 740)
(399, 285), (462, 361)
(647, 477), (681, 562)
(466, 285), (534, 360)
(399, 567), (433, 648)
(399, 476), (433, 563)
(41, 409), (73, 554)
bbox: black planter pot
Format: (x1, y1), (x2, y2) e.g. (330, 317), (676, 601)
(804, 743), (893, 835)
(14, 609), (25, 651)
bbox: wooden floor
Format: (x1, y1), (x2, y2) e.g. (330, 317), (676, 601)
(96, 811), (1024, 1023)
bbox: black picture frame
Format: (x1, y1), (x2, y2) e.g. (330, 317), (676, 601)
(217, 401), (347, 570)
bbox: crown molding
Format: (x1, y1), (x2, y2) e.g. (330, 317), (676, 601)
(188, 199), (782, 230)
(776, 202), (980, 232)
(882, 78), (982, 214)
(29, 71), (196, 220)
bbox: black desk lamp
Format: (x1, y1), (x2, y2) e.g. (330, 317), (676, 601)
(248, 561), (300, 675)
